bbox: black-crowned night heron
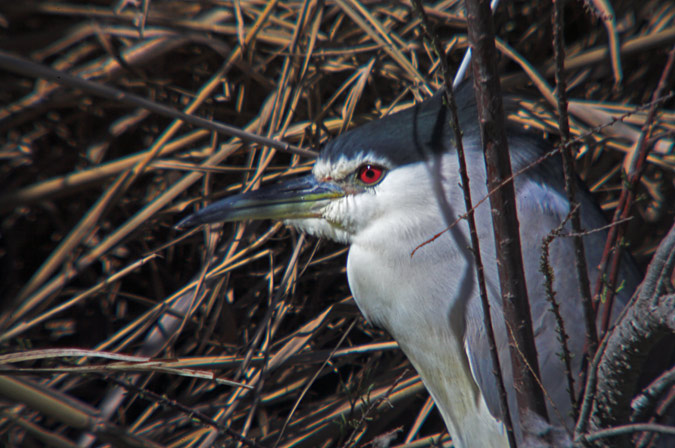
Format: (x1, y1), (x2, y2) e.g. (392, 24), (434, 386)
(177, 84), (639, 447)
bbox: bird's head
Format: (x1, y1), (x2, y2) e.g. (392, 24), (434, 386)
(175, 149), (398, 244)
(177, 88), (478, 243)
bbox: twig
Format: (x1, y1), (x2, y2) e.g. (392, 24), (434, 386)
(102, 374), (266, 448)
(551, 0), (598, 383)
(0, 51), (316, 158)
(579, 423), (675, 443)
(540, 206), (579, 420)
(631, 366), (675, 423)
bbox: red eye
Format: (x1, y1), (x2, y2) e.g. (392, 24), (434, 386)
(357, 164), (384, 185)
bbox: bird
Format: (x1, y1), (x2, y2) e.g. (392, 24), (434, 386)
(177, 83), (641, 447)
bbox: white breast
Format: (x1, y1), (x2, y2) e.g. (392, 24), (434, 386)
(346, 212), (508, 448)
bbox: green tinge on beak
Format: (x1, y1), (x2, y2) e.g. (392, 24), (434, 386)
(176, 175), (344, 229)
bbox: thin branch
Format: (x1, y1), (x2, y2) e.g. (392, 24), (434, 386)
(101, 373), (266, 448)
(0, 50), (316, 158)
(635, 387), (675, 448)
(580, 423), (675, 443)
(540, 207), (579, 419)
(465, 0), (549, 425)
(551, 0), (597, 376)
(632, 366), (675, 423)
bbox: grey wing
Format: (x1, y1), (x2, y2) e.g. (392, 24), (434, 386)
(462, 172), (640, 432)
(464, 291), (511, 422)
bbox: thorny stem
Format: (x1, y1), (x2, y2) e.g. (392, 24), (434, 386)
(551, 0), (597, 391)
(540, 207), (579, 420)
